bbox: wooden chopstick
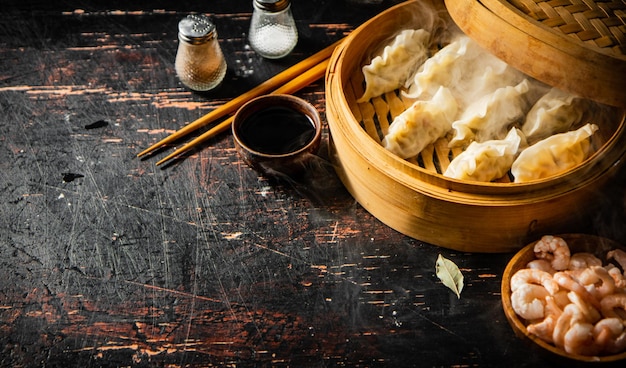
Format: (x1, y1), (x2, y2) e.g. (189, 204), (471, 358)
(155, 58), (330, 166)
(137, 38), (344, 158)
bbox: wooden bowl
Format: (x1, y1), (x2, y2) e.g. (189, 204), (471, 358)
(501, 234), (626, 363)
(232, 94), (322, 177)
(325, 0), (626, 252)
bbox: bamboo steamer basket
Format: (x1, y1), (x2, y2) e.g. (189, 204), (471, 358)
(325, 0), (626, 253)
(502, 234), (626, 362)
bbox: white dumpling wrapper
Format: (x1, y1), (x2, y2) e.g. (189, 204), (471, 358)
(521, 87), (587, 144)
(448, 79), (532, 148)
(382, 86), (458, 159)
(358, 29), (431, 102)
(403, 35), (473, 101)
(444, 127), (526, 182)
(511, 123), (599, 183)
(450, 57), (525, 111)
(403, 35), (525, 104)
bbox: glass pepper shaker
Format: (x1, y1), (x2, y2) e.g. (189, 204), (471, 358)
(175, 14), (227, 91)
(248, 0), (298, 59)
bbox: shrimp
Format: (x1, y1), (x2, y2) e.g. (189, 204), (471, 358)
(600, 293), (626, 320)
(534, 235), (571, 271)
(607, 249), (626, 271)
(527, 295), (562, 343)
(567, 291), (601, 324)
(606, 264), (626, 289)
(511, 283), (550, 320)
(578, 266), (616, 299)
(569, 252), (602, 270)
(526, 259), (556, 274)
(528, 314), (558, 343)
(563, 322), (600, 356)
(593, 318), (626, 354)
(552, 290), (571, 310)
(511, 268), (559, 295)
(553, 271), (601, 310)
(544, 295), (564, 317)
(553, 303), (585, 348)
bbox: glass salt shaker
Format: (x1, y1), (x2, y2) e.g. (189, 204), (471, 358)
(248, 0), (298, 59)
(175, 14), (227, 91)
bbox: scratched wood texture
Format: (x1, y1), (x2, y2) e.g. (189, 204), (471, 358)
(1, 0), (626, 367)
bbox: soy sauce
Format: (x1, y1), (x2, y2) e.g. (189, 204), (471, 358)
(238, 106), (316, 155)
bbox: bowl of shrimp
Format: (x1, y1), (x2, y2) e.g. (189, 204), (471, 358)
(502, 234), (626, 363)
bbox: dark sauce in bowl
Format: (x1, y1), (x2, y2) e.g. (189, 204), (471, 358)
(238, 106), (316, 155)
(232, 94), (322, 177)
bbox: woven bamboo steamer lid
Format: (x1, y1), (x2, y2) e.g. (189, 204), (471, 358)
(445, 0), (626, 108)
(325, 0), (626, 252)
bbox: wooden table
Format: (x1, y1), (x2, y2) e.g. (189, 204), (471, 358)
(1, 0), (625, 366)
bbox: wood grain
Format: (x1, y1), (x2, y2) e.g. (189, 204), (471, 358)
(1, 1), (626, 367)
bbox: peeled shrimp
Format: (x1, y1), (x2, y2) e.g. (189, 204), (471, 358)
(528, 314), (558, 343)
(567, 291), (601, 324)
(511, 283), (550, 320)
(553, 303), (585, 348)
(552, 290), (571, 310)
(527, 295), (562, 343)
(600, 293), (626, 320)
(553, 271), (601, 310)
(594, 318), (626, 354)
(544, 295), (564, 317)
(534, 235), (571, 271)
(579, 266), (616, 299)
(526, 259), (556, 274)
(511, 268), (559, 295)
(569, 252), (602, 270)
(607, 249), (626, 271)
(606, 264), (626, 289)
(563, 322), (600, 356)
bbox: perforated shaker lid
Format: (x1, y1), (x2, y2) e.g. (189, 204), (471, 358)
(178, 14), (216, 44)
(254, 0), (291, 12)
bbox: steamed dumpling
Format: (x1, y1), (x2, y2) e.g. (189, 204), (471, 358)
(382, 86), (458, 159)
(358, 29), (431, 102)
(448, 79), (532, 148)
(403, 35), (524, 105)
(511, 123), (599, 183)
(403, 35), (474, 100)
(444, 128), (526, 182)
(451, 57), (525, 111)
(521, 87), (587, 144)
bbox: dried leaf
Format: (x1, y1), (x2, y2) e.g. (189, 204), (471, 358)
(435, 254), (464, 298)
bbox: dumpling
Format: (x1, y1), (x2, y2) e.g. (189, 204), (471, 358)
(450, 56), (525, 111)
(403, 35), (524, 104)
(382, 86), (458, 159)
(521, 87), (588, 144)
(358, 29), (431, 102)
(403, 35), (474, 100)
(511, 123), (599, 183)
(444, 128), (526, 182)
(448, 79), (532, 148)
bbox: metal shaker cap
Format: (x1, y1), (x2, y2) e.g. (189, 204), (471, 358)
(254, 0), (291, 12)
(178, 14), (216, 44)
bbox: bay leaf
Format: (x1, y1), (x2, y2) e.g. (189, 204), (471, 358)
(435, 254), (464, 298)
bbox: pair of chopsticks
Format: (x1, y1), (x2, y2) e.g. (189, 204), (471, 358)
(137, 38), (344, 166)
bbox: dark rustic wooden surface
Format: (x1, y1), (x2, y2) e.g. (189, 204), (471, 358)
(1, 0), (626, 367)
